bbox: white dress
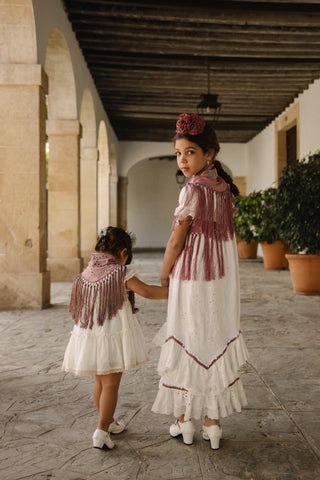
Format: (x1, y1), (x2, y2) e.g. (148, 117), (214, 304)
(62, 266), (148, 376)
(152, 172), (249, 420)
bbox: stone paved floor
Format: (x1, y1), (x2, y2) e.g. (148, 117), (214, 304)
(1, 252), (320, 480)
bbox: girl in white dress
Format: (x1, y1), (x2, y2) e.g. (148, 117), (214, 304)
(62, 227), (168, 450)
(152, 114), (249, 449)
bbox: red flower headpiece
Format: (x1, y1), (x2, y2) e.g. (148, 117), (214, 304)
(176, 113), (206, 136)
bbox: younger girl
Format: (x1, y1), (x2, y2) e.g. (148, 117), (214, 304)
(62, 227), (168, 450)
(152, 113), (249, 449)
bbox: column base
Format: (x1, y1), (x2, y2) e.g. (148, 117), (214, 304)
(47, 257), (82, 282)
(0, 271), (50, 310)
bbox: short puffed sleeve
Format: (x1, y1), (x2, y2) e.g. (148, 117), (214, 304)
(174, 184), (198, 219)
(125, 266), (137, 282)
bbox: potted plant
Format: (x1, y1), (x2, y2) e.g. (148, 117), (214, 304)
(233, 192), (262, 259)
(276, 151), (320, 293)
(254, 187), (289, 270)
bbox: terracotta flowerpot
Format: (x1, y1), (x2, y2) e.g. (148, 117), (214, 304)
(261, 241), (289, 270)
(286, 254), (320, 294)
(237, 239), (258, 259)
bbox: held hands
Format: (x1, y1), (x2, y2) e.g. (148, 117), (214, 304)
(161, 277), (170, 287)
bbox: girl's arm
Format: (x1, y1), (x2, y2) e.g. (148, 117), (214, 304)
(126, 276), (168, 299)
(161, 216), (192, 286)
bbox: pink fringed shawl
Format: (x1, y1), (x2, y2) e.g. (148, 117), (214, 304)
(69, 253), (134, 329)
(171, 172), (235, 281)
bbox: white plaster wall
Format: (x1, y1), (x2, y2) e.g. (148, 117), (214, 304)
(217, 143), (247, 177)
(246, 77), (320, 193)
(247, 122), (276, 193)
(32, 0), (119, 161)
(128, 159), (181, 248)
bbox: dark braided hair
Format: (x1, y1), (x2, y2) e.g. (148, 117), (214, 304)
(95, 227), (132, 264)
(174, 124), (239, 197)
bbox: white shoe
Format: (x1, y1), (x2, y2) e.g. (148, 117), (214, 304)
(202, 424), (222, 450)
(169, 420), (195, 445)
(92, 429), (115, 449)
(109, 420), (125, 434)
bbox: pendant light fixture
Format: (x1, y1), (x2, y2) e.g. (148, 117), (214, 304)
(197, 64), (221, 122)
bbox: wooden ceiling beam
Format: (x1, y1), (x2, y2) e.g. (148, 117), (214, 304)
(71, 21), (319, 43)
(84, 53), (320, 70)
(77, 40), (320, 58)
(65, 1), (320, 27)
(90, 66), (316, 79)
(77, 27), (320, 47)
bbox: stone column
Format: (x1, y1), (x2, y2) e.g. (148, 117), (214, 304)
(117, 177), (128, 230)
(98, 161), (110, 232)
(81, 147), (98, 266)
(47, 119), (82, 281)
(0, 65), (50, 309)
(110, 175), (118, 227)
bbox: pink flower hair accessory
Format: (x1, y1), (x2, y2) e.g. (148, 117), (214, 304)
(176, 113), (206, 135)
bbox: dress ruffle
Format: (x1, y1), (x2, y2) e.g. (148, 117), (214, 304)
(156, 332), (248, 396)
(152, 375), (247, 420)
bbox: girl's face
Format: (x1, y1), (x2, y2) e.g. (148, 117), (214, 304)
(175, 138), (213, 178)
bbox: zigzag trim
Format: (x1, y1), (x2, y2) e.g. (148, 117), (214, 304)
(164, 330), (241, 370)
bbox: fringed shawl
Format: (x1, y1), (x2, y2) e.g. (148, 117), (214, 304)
(171, 171), (235, 281)
(69, 253), (135, 329)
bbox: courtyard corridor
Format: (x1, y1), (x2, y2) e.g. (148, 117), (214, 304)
(1, 252), (319, 480)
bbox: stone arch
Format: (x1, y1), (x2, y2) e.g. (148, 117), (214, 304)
(0, 0), (37, 64)
(45, 28), (77, 120)
(80, 89), (98, 265)
(109, 143), (118, 226)
(97, 121), (110, 232)
(45, 28), (82, 281)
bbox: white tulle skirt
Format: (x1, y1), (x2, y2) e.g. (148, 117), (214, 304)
(62, 300), (148, 376)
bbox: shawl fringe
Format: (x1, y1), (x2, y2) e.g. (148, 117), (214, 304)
(171, 182), (235, 281)
(69, 265), (135, 329)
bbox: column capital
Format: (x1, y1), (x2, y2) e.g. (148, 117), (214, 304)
(46, 119), (81, 136)
(0, 64), (48, 93)
(118, 176), (129, 186)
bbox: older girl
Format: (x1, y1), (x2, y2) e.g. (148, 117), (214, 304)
(152, 114), (248, 449)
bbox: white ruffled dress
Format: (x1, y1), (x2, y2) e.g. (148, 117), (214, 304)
(62, 266), (148, 376)
(152, 174), (249, 420)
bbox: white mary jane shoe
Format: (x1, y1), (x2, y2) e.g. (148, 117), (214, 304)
(202, 424), (222, 450)
(109, 420), (125, 434)
(169, 419), (195, 445)
(92, 429), (115, 449)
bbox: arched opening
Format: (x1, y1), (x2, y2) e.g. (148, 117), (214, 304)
(127, 158), (181, 248)
(97, 121), (110, 232)
(45, 29), (77, 119)
(80, 89), (98, 265)
(45, 28), (81, 281)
